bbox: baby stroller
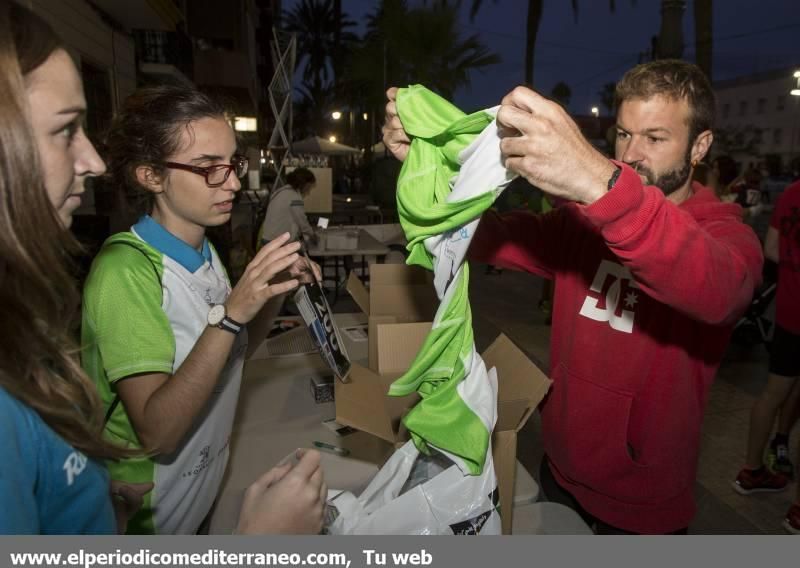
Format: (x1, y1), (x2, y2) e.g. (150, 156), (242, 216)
(731, 261), (777, 346)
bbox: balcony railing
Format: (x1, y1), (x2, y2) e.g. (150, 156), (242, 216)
(134, 29), (194, 81)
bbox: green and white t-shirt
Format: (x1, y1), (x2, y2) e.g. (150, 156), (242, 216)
(82, 215), (247, 535)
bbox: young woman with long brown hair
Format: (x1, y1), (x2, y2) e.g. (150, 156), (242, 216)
(0, 0), (131, 534)
(0, 1), (325, 535)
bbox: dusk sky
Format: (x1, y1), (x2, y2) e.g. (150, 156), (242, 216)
(288, 0), (800, 116)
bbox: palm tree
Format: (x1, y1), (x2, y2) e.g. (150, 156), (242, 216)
(598, 82), (616, 114)
(283, 0), (357, 89)
(294, 79), (338, 140)
(693, 0), (713, 79)
(551, 81), (572, 107)
(333, 0), (343, 81)
(347, 0), (500, 111)
(469, 0), (635, 86)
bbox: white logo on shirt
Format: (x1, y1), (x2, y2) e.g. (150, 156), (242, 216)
(578, 260), (640, 333)
(63, 452), (87, 486)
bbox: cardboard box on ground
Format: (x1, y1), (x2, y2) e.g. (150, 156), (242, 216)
(338, 264), (552, 535)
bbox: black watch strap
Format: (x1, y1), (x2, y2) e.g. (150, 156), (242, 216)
(218, 316), (244, 335)
(607, 166), (622, 191)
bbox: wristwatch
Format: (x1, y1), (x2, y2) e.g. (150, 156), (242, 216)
(207, 304), (244, 335)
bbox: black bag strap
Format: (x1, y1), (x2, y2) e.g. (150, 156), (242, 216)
(104, 396), (120, 426)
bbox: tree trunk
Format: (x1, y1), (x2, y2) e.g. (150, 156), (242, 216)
(524, 0), (544, 86)
(657, 0), (686, 59)
(693, 0), (713, 79)
(333, 0), (342, 84)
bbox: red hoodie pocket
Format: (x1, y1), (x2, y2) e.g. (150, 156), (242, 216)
(542, 364), (682, 505)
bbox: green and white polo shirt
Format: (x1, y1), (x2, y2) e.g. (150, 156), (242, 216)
(82, 215), (247, 535)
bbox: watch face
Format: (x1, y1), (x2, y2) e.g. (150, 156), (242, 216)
(207, 304), (226, 326)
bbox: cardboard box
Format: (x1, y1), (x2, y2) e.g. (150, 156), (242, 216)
(336, 264), (552, 534)
(345, 264), (438, 373)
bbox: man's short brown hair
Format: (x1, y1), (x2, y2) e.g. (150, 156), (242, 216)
(615, 59), (715, 144)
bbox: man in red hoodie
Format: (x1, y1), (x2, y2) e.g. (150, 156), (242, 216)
(383, 60), (763, 534)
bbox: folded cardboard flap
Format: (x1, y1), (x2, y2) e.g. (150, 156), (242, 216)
(334, 363), (419, 443)
(367, 315), (396, 373)
(492, 430), (517, 535)
(369, 263), (432, 287)
(346, 265), (438, 321)
(347, 272), (370, 315)
(375, 322), (432, 376)
(482, 334), (552, 433)
(370, 284), (438, 320)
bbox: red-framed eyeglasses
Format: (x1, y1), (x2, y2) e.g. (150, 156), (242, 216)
(162, 155), (249, 188)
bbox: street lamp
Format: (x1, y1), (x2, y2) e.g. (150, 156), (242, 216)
(792, 71), (800, 96)
(591, 106), (599, 117)
(329, 135), (337, 143)
(329, 109), (361, 146)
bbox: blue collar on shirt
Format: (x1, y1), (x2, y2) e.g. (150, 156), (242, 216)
(132, 215), (212, 273)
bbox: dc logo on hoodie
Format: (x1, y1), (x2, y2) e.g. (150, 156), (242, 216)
(579, 260), (640, 333)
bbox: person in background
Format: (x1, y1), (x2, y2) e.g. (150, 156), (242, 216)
(731, 166), (764, 218)
(82, 85), (325, 534)
(384, 59), (762, 534)
(260, 167), (317, 246)
(709, 155), (739, 201)
(733, 179), (800, 534)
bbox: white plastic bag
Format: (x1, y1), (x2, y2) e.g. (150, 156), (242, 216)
(327, 436), (500, 535)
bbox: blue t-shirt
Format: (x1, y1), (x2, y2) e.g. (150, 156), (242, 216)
(0, 387), (116, 534)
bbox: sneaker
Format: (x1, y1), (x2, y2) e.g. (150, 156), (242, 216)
(766, 444), (795, 479)
(783, 504), (800, 535)
(731, 467), (789, 495)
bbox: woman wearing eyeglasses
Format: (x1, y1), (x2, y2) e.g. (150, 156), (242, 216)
(81, 85), (326, 534)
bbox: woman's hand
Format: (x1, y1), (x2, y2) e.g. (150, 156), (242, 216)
(110, 480), (153, 534)
(226, 233), (303, 323)
(236, 449), (327, 535)
(288, 256), (321, 284)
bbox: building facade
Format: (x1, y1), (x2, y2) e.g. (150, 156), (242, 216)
(714, 67), (800, 169)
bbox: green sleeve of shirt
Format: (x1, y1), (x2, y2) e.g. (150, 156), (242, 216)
(82, 237), (175, 384)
